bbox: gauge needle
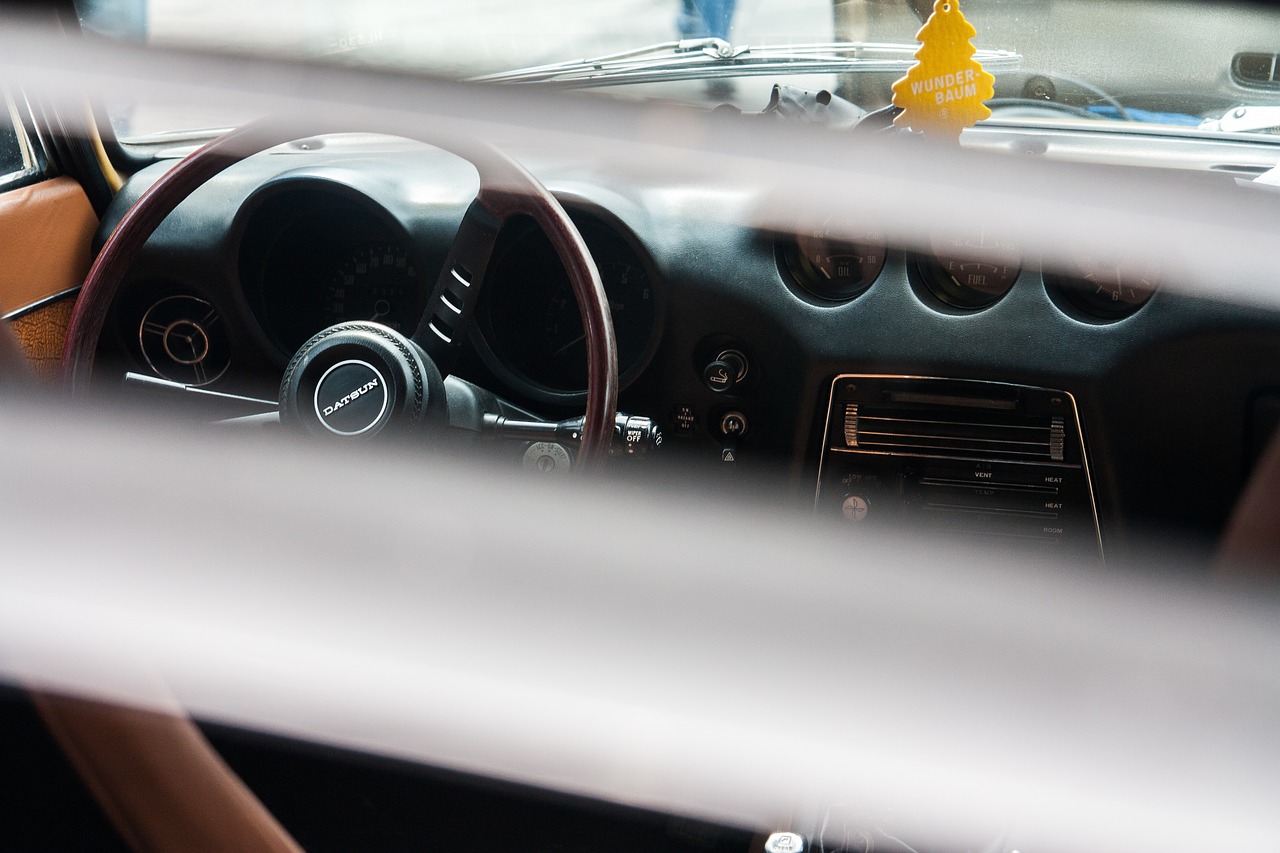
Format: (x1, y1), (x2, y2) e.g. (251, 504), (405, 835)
(553, 333), (586, 356)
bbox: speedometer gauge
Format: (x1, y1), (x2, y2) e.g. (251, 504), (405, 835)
(323, 244), (418, 331)
(244, 190), (429, 355)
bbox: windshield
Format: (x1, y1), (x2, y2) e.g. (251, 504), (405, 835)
(76, 0), (1280, 142)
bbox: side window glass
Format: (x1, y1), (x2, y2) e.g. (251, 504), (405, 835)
(0, 89), (42, 190)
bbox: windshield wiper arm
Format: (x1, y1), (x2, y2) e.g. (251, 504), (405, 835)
(469, 38), (1021, 88)
(1201, 105), (1280, 135)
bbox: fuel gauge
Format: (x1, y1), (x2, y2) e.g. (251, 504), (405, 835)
(920, 231), (1021, 309)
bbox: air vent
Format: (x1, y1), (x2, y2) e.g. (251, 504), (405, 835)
(138, 294), (230, 386)
(1232, 52), (1280, 88)
(842, 403), (1065, 463)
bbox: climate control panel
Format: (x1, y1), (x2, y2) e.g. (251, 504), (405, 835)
(816, 375), (1102, 559)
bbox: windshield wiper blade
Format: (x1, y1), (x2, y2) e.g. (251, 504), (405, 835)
(469, 38), (1021, 88)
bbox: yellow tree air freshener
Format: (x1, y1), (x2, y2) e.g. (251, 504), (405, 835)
(891, 0), (995, 139)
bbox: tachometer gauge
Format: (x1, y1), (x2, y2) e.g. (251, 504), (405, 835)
(921, 231), (1020, 309)
(323, 243), (418, 331)
(783, 220), (886, 302)
(537, 258), (649, 374)
(1046, 250), (1158, 320)
(478, 216), (661, 400)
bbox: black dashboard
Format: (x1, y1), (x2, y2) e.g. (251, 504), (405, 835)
(93, 127), (1280, 565)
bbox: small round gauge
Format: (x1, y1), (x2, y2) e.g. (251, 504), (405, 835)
(323, 243), (418, 331)
(1047, 250), (1158, 320)
(478, 217), (660, 399)
(138, 294), (231, 386)
(920, 231), (1021, 309)
(783, 220), (886, 302)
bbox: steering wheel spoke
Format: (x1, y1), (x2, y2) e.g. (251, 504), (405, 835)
(415, 199), (503, 373)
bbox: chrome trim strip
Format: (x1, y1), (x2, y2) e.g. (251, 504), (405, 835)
(825, 447), (1077, 466)
(427, 321), (452, 344)
(440, 292), (463, 315)
(2, 285), (81, 321)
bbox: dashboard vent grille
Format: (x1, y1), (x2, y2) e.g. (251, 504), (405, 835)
(1232, 52), (1280, 87)
(843, 403), (1065, 463)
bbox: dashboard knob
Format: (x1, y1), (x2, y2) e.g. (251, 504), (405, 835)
(719, 411), (748, 438)
(718, 410), (748, 465)
(841, 494), (870, 522)
(702, 349), (748, 393)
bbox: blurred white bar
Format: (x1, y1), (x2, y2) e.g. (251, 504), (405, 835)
(3, 18), (1280, 313)
(0, 399), (1278, 852)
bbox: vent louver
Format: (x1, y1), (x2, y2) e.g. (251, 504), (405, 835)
(1232, 52), (1280, 88)
(843, 403), (1065, 463)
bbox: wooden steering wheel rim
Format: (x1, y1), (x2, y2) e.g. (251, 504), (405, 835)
(60, 117), (620, 468)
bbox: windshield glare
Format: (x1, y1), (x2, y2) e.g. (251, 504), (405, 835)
(75, 0), (1280, 142)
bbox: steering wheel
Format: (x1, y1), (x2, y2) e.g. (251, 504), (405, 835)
(45, 116), (621, 851)
(60, 116), (620, 470)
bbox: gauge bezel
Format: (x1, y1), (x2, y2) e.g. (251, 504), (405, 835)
(236, 180), (429, 357)
(322, 242), (421, 332)
(913, 234), (1022, 311)
(777, 220), (887, 304)
(1044, 262), (1159, 323)
(135, 292), (232, 386)
(470, 203), (664, 406)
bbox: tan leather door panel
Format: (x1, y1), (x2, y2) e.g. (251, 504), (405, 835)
(1, 176), (98, 378)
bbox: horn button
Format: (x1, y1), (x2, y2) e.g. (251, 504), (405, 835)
(279, 322), (445, 439)
(314, 360), (388, 436)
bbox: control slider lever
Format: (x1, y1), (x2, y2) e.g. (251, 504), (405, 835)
(123, 372), (279, 417)
(483, 412), (663, 457)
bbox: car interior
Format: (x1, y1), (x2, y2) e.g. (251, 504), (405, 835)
(4, 0), (1280, 851)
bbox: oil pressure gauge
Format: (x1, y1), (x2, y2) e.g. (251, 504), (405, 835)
(782, 219), (886, 302)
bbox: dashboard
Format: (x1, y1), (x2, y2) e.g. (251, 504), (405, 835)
(93, 125), (1280, 565)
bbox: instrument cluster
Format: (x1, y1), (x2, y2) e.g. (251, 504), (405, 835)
(778, 220), (1157, 320)
(233, 185), (662, 404)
